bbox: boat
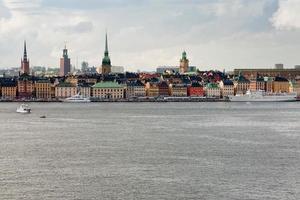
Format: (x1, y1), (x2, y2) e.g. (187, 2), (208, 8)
(63, 93), (91, 103)
(16, 104), (31, 113)
(229, 90), (297, 102)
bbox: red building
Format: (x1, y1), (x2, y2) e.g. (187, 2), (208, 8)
(158, 81), (170, 96)
(18, 74), (34, 99)
(188, 82), (204, 97)
(21, 41), (30, 74)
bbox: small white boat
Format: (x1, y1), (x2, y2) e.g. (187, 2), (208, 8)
(63, 93), (91, 103)
(16, 104), (31, 113)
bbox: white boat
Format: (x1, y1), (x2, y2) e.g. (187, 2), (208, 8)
(63, 93), (91, 103)
(229, 90), (297, 102)
(16, 104), (31, 113)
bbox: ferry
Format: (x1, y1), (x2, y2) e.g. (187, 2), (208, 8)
(16, 104), (31, 113)
(229, 90), (297, 102)
(63, 93), (91, 103)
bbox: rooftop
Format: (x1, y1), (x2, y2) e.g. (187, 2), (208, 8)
(92, 81), (124, 88)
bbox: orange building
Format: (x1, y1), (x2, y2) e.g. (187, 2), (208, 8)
(249, 77), (265, 91)
(273, 77), (289, 93)
(1, 81), (17, 100)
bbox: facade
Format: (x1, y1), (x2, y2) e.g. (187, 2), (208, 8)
(126, 81), (146, 98)
(264, 77), (274, 93)
(219, 80), (234, 97)
(18, 74), (34, 99)
(21, 41), (30, 74)
(170, 84), (187, 97)
(205, 83), (221, 98)
(158, 81), (170, 96)
(1, 80), (17, 100)
(55, 82), (77, 99)
(60, 45), (71, 76)
(179, 51), (189, 74)
(78, 83), (91, 98)
(188, 82), (204, 97)
(145, 82), (159, 97)
(234, 68), (300, 80)
(35, 79), (51, 99)
(92, 81), (124, 99)
(101, 33), (112, 75)
(234, 74), (250, 95)
(250, 77), (265, 91)
(273, 77), (289, 93)
(289, 81), (300, 97)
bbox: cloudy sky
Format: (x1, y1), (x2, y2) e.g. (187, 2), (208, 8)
(0, 0), (300, 71)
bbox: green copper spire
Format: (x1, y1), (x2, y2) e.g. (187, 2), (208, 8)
(102, 32), (111, 66)
(182, 51), (187, 60)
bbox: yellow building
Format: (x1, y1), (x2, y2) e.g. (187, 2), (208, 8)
(92, 81), (124, 99)
(169, 84), (187, 97)
(273, 77), (289, 93)
(145, 82), (159, 97)
(35, 80), (51, 99)
(219, 80), (234, 97)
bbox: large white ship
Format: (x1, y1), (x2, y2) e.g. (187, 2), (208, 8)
(63, 93), (91, 103)
(229, 90), (297, 102)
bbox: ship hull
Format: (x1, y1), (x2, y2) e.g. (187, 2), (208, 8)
(229, 95), (297, 102)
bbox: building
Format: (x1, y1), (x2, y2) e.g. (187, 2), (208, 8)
(219, 79), (234, 97)
(234, 74), (250, 95)
(289, 81), (300, 97)
(273, 76), (289, 93)
(21, 41), (30, 74)
(188, 82), (204, 97)
(250, 77), (265, 91)
(234, 67), (300, 80)
(205, 83), (221, 98)
(18, 74), (34, 99)
(92, 81), (124, 99)
(145, 82), (159, 97)
(77, 83), (92, 98)
(55, 82), (77, 99)
(264, 77), (274, 93)
(158, 81), (170, 96)
(179, 51), (189, 74)
(60, 45), (71, 76)
(101, 33), (112, 75)
(126, 80), (146, 98)
(35, 79), (51, 99)
(1, 79), (17, 100)
(170, 84), (187, 97)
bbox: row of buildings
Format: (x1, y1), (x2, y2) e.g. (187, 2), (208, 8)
(1, 71), (300, 100)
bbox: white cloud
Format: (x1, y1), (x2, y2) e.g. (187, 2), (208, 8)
(1, 0), (300, 71)
(271, 0), (300, 30)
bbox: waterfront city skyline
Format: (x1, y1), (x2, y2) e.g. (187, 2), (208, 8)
(1, 0), (300, 71)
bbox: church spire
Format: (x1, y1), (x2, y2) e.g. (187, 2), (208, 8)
(105, 32), (109, 56)
(23, 40), (27, 61)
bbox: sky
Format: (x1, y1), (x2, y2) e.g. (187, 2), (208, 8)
(0, 0), (300, 71)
